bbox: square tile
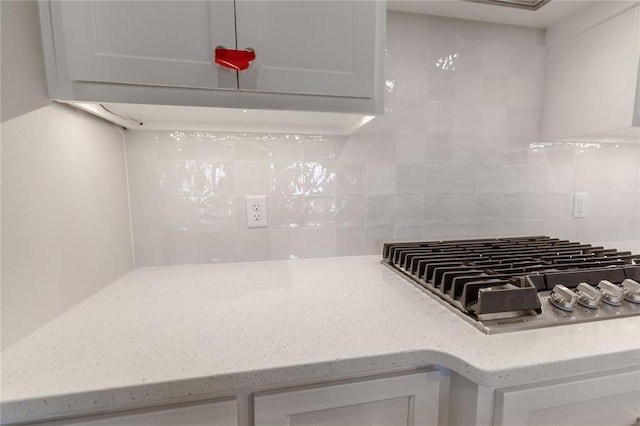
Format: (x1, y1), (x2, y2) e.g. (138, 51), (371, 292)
(366, 163), (396, 194)
(195, 132), (235, 161)
(454, 72), (482, 103)
(303, 135), (338, 161)
(302, 196), (337, 228)
(501, 165), (527, 193)
(365, 132), (397, 162)
(476, 165), (502, 193)
(451, 133), (480, 165)
(271, 228), (305, 260)
(199, 196), (236, 231)
(126, 131), (157, 162)
(396, 132), (427, 164)
(201, 231), (237, 263)
(425, 133), (452, 164)
(423, 194), (449, 224)
(133, 233), (164, 267)
(394, 225), (423, 241)
(449, 194), (477, 223)
(270, 162), (305, 195)
(157, 161), (200, 197)
(450, 165), (476, 193)
(336, 163), (366, 195)
(482, 73), (509, 104)
(366, 195), (395, 226)
(500, 193), (525, 221)
(130, 197), (163, 233)
(199, 162), (234, 196)
(236, 229), (272, 262)
(265, 134), (304, 162)
(336, 195), (366, 228)
(366, 226), (395, 255)
(303, 162), (336, 195)
(336, 133), (367, 162)
(422, 223), (451, 240)
(233, 161), (270, 195)
(303, 228), (337, 258)
(395, 194), (424, 225)
(476, 193), (501, 222)
(425, 101), (454, 133)
(127, 161), (161, 197)
(157, 131), (196, 160)
(396, 165), (425, 194)
(336, 227), (367, 256)
(163, 232), (202, 265)
(269, 196), (305, 229)
(160, 197), (200, 231)
(424, 165), (451, 194)
(232, 133), (270, 161)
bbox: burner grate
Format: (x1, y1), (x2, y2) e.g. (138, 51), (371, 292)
(382, 236), (640, 333)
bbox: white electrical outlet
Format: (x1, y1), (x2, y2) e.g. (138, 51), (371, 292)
(246, 196), (268, 228)
(572, 193), (587, 218)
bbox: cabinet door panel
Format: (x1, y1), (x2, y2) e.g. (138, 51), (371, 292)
(52, 399), (237, 426)
(494, 368), (640, 426)
(254, 370), (440, 426)
(57, 0), (237, 90)
(235, 1), (377, 98)
(528, 390), (640, 426)
(289, 396), (410, 426)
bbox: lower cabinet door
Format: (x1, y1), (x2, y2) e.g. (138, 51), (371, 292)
(253, 370), (440, 426)
(53, 398), (237, 426)
(494, 368), (640, 426)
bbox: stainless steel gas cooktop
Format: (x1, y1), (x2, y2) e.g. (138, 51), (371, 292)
(382, 236), (640, 334)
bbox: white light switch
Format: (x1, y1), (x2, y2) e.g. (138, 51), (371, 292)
(572, 193), (587, 218)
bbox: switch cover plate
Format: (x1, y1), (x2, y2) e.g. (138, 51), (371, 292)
(572, 193), (587, 218)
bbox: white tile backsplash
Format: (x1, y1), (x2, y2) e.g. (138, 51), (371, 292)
(126, 11), (640, 266)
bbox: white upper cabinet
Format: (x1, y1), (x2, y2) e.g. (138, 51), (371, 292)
(39, 0), (384, 119)
(542, 3), (640, 143)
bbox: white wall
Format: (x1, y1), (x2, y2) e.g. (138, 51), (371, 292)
(1, 105), (134, 349)
(0, 0), (134, 349)
(124, 12), (640, 266)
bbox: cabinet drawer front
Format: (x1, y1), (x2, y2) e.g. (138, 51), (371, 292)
(254, 370), (440, 426)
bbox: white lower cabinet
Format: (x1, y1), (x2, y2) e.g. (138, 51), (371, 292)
(493, 368), (640, 426)
(49, 398), (237, 426)
(254, 370), (440, 426)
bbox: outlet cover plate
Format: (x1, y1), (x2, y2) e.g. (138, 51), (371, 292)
(246, 196), (268, 228)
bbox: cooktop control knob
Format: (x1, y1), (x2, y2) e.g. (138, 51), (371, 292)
(621, 279), (640, 304)
(575, 282), (603, 309)
(597, 280), (624, 306)
(549, 285), (578, 312)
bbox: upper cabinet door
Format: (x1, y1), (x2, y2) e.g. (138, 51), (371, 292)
(57, 0), (237, 90)
(542, 4), (640, 142)
(235, 0), (377, 97)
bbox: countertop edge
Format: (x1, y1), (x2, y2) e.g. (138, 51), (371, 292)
(3, 346), (640, 424)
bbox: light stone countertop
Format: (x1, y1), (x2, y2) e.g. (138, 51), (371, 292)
(2, 256), (640, 423)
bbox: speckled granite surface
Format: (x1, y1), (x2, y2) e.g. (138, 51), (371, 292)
(2, 256), (640, 423)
